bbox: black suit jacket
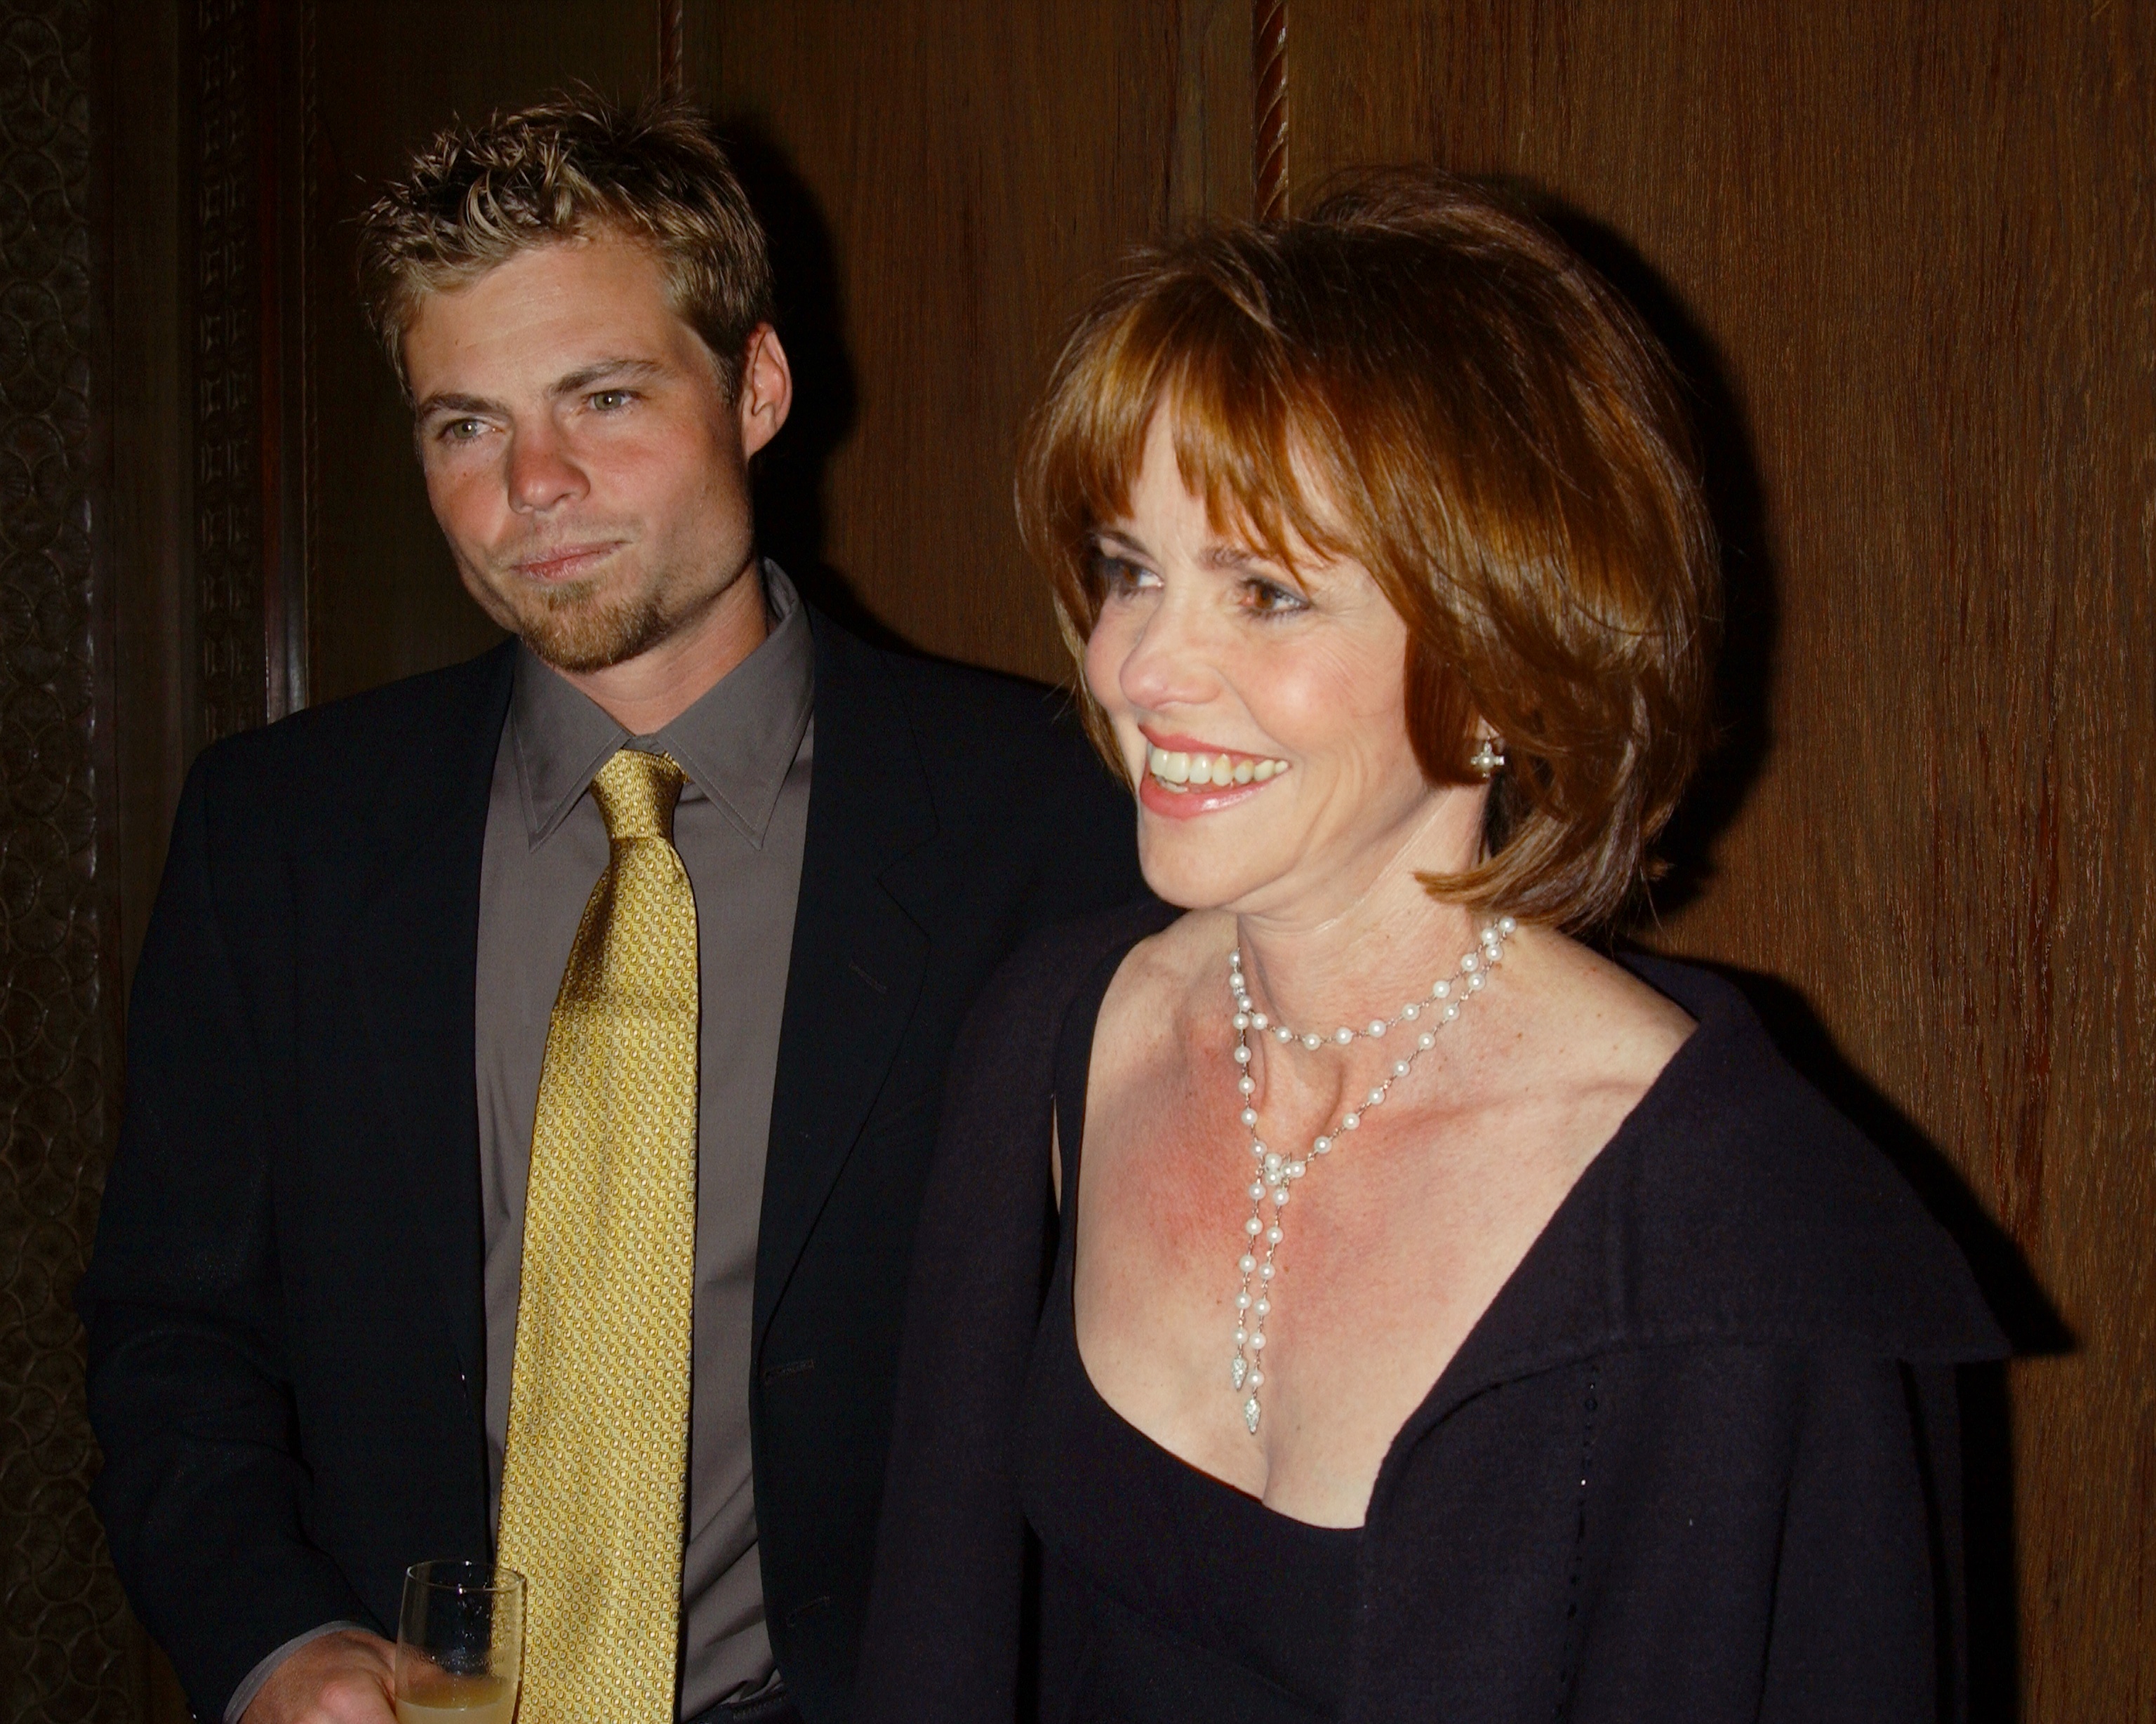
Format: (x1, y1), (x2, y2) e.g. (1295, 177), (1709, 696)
(79, 611), (1145, 1723)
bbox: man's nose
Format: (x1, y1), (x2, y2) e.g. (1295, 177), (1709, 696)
(505, 426), (588, 514)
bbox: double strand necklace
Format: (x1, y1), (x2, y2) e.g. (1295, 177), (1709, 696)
(1225, 914), (1516, 1434)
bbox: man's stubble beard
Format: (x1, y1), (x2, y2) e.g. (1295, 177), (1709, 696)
(510, 572), (675, 674)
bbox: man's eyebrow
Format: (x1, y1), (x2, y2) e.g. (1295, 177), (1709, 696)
(413, 390), (498, 422)
(412, 359), (671, 426)
(550, 357), (669, 397)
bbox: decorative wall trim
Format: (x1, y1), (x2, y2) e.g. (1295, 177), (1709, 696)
(192, 0), (312, 745)
(1253, 0), (1287, 219)
(269, 0), (315, 720)
(192, 0), (267, 744)
(0, 0), (136, 1713)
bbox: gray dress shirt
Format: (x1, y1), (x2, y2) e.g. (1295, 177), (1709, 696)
(475, 563), (813, 1715)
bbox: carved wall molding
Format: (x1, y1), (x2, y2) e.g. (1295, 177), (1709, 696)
(192, 0), (312, 747)
(1253, 0), (1287, 218)
(0, 0), (135, 1716)
(192, 0), (266, 743)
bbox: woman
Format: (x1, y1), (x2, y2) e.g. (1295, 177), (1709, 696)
(858, 175), (2003, 1723)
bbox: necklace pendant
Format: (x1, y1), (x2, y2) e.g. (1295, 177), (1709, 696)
(1225, 918), (1512, 1441)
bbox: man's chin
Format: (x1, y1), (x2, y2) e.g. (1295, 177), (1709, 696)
(508, 586), (671, 674)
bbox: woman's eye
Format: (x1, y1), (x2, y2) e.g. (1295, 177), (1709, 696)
(1093, 554), (1159, 596)
(1243, 577), (1307, 616)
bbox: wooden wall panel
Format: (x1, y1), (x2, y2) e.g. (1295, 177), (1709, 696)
(684, 1), (1180, 685)
(1291, 3), (2153, 1715)
(305, 1), (662, 705)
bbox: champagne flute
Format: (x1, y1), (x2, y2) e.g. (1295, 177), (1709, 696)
(394, 1560), (524, 1724)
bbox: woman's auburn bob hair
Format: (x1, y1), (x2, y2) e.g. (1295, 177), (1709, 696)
(1017, 171), (1719, 932)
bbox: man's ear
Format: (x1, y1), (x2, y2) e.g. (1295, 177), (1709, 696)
(737, 323), (792, 459)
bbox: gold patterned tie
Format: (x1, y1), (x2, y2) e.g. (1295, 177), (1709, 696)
(498, 748), (698, 1724)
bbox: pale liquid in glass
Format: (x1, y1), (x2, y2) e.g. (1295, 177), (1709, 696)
(393, 1675), (516, 1724)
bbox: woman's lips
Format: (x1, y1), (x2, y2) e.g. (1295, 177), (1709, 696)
(1136, 735), (1292, 819)
(1139, 773), (1275, 818)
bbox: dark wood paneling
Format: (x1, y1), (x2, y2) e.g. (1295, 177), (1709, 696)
(1171, 0), (1255, 230)
(1291, 3), (2153, 1715)
(685, 0), (1180, 685)
(304, 0), (661, 705)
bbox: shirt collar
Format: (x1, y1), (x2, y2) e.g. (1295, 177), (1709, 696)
(510, 559), (816, 849)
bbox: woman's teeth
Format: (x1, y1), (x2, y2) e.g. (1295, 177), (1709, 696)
(1145, 744), (1292, 791)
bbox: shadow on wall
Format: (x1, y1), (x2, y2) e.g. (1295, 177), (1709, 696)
(1531, 197), (1779, 921)
(717, 119), (911, 653)
(1536, 197), (2062, 1724)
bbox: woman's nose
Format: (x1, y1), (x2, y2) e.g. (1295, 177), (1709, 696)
(1112, 594), (1223, 714)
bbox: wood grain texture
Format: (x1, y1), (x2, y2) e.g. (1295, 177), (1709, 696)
(304, 0), (659, 705)
(1291, 3), (2153, 1715)
(685, 0), (1179, 686)
(1169, 0), (1254, 230)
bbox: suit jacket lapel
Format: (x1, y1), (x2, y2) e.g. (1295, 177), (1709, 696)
(344, 645), (516, 1394)
(757, 617), (937, 1344)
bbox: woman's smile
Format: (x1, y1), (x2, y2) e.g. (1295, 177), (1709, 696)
(1138, 728), (1294, 818)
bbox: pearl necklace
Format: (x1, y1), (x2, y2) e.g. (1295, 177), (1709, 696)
(1226, 914), (1517, 1435)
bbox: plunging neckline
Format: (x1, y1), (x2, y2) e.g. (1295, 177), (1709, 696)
(1056, 928), (1704, 1528)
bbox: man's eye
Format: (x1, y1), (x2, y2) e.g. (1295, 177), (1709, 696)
(590, 389), (634, 411)
(434, 418), (484, 443)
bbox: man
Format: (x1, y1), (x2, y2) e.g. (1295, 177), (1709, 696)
(80, 95), (1141, 1724)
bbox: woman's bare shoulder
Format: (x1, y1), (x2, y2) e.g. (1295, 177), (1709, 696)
(1509, 930), (1696, 1096)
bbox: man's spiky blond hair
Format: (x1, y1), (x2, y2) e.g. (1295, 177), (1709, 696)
(357, 91), (773, 399)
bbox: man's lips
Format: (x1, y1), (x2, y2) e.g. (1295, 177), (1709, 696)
(509, 542), (624, 582)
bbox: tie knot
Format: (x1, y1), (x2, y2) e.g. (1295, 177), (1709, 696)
(590, 748), (685, 843)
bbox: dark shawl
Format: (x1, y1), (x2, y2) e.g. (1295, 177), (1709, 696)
(858, 903), (2008, 1723)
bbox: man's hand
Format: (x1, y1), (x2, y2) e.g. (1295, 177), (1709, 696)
(241, 1629), (397, 1724)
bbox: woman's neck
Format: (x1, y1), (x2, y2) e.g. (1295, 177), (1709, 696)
(1227, 794), (1493, 1037)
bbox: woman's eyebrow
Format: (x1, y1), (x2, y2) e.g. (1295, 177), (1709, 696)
(1091, 529), (1298, 579)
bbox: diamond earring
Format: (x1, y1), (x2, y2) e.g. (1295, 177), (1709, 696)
(1469, 736), (1506, 778)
